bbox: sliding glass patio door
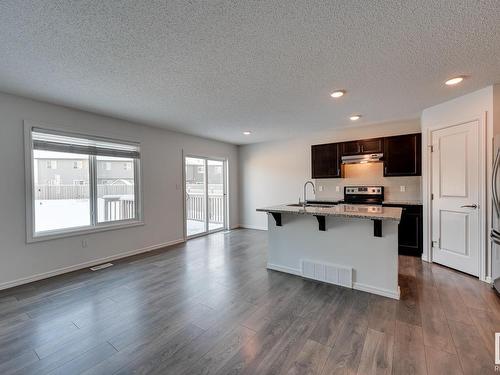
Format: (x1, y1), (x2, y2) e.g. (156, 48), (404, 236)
(185, 156), (227, 238)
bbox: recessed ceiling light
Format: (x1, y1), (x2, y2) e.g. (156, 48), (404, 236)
(330, 90), (345, 98)
(243, 131), (251, 135)
(445, 76), (464, 86)
(350, 115), (361, 121)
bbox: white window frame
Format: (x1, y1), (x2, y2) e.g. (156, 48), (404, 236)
(24, 121), (144, 243)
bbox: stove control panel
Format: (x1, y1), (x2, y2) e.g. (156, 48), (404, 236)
(345, 186), (383, 195)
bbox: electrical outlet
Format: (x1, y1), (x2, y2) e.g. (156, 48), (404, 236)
(335, 186), (340, 192)
(81, 239), (88, 248)
(400, 185), (406, 192)
(318, 185), (323, 192)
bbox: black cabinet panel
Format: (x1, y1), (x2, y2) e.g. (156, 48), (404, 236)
(312, 133), (421, 179)
(311, 143), (341, 178)
(359, 138), (383, 154)
(383, 204), (423, 256)
(341, 141), (361, 156)
(341, 138), (383, 156)
(383, 133), (421, 176)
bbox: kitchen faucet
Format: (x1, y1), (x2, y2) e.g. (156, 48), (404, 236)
(303, 181), (316, 207)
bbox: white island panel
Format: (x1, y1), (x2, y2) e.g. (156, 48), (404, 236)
(266, 214), (400, 299)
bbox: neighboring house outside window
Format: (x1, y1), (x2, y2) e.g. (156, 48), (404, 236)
(27, 126), (142, 241)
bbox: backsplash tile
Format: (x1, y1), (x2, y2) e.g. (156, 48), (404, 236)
(314, 163), (421, 202)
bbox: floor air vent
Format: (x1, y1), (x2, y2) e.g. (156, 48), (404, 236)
(90, 263), (114, 271)
(301, 260), (352, 288)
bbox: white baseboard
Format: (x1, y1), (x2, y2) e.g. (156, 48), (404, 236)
(0, 238), (185, 291)
(353, 282), (400, 300)
(267, 263), (302, 276)
(484, 276), (492, 284)
(267, 263), (400, 300)
(421, 254), (430, 262)
(239, 224), (268, 231)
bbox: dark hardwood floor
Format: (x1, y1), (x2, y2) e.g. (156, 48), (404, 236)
(0, 229), (498, 374)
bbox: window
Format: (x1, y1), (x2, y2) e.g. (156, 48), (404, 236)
(46, 160), (57, 169)
(27, 127), (142, 240)
(97, 156), (136, 223)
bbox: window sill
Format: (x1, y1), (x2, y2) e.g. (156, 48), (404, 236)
(27, 220), (145, 244)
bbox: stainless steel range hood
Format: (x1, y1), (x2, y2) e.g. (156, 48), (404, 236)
(341, 153), (383, 164)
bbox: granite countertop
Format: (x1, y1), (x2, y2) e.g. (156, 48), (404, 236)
(382, 200), (422, 206)
(256, 203), (402, 222)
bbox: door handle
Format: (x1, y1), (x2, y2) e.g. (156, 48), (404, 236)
(460, 204), (478, 209)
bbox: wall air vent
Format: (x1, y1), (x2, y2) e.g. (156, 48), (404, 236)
(90, 263), (114, 271)
(301, 260), (352, 288)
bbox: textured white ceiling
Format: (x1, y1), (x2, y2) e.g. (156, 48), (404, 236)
(1, 1), (499, 144)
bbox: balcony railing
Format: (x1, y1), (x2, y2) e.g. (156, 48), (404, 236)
(34, 185), (224, 225)
(186, 193), (224, 224)
(103, 195), (135, 222)
(35, 184), (134, 200)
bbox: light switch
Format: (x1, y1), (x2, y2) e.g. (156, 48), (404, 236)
(400, 185), (406, 192)
(336, 186), (340, 192)
(318, 185), (323, 192)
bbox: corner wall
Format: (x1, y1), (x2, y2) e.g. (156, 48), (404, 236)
(0, 92), (239, 289)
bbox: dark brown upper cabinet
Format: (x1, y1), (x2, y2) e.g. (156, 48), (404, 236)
(311, 143), (341, 178)
(383, 133), (421, 176)
(341, 138), (383, 156)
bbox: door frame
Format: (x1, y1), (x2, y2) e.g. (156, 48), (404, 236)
(182, 152), (229, 240)
(422, 113), (488, 281)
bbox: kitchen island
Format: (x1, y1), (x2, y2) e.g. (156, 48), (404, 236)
(257, 204), (403, 299)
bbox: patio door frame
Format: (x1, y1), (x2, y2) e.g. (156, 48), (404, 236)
(183, 152), (228, 240)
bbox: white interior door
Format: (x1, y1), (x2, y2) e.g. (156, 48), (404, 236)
(431, 121), (480, 276)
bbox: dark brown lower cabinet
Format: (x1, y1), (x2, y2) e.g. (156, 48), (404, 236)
(383, 204), (423, 257)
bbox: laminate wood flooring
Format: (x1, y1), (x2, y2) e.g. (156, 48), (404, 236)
(0, 229), (498, 374)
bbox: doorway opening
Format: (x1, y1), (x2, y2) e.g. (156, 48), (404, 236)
(184, 156), (228, 238)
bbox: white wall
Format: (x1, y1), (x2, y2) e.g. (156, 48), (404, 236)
(421, 86), (494, 280)
(0, 92), (239, 289)
(239, 119), (421, 230)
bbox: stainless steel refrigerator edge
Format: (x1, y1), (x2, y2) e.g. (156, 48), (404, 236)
(490, 136), (500, 293)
